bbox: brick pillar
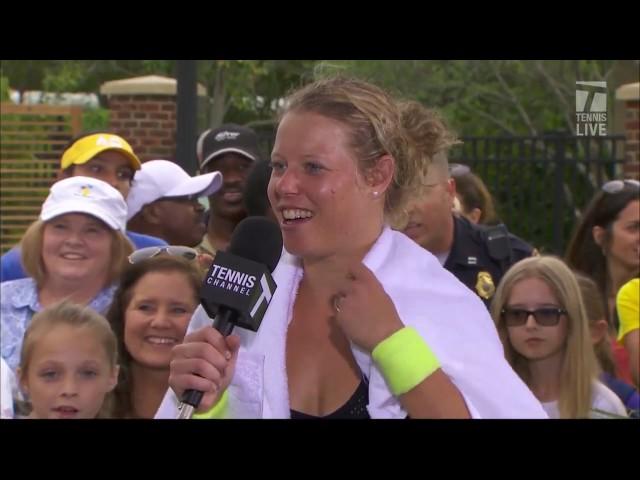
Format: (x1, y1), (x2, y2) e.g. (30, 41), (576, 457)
(615, 82), (639, 180)
(99, 75), (207, 163)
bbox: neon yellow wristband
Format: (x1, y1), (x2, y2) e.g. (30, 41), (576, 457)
(371, 326), (440, 396)
(192, 390), (229, 419)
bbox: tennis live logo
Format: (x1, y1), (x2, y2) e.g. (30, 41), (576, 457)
(576, 81), (607, 137)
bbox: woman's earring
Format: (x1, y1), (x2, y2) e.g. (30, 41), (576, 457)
(372, 191), (380, 197)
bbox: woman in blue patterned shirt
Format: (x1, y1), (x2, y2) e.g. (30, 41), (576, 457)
(1, 176), (133, 373)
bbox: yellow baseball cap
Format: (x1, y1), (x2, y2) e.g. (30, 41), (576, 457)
(60, 133), (142, 170)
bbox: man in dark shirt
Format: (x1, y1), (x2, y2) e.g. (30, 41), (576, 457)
(195, 124), (260, 255)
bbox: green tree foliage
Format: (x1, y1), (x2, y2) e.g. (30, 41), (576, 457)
(312, 60), (634, 254)
(82, 108), (110, 131)
(197, 60), (316, 127)
(314, 60), (621, 136)
(1, 60), (316, 127)
(0, 75), (9, 100)
(1, 60), (174, 96)
(2, 60), (630, 134)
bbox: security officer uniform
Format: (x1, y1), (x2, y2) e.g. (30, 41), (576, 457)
(444, 215), (535, 309)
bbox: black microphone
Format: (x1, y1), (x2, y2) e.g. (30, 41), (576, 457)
(178, 217), (283, 419)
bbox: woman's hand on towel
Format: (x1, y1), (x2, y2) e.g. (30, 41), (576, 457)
(331, 261), (404, 352)
(169, 327), (241, 412)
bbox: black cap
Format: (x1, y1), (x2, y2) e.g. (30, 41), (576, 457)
(197, 124), (260, 171)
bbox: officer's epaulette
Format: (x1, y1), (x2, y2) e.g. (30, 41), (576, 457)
(507, 233), (536, 255)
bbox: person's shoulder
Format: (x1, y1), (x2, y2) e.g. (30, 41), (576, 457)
(617, 277), (639, 332)
(454, 215), (486, 244)
(477, 222), (535, 259)
(1, 278), (35, 298)
(1, 279), (35, 311)
(126, 231), (168, 248)
(601, 373), (639, 405)
(452, 217), (505, 262)
(618, 278), (639, 304)
(591, 380), (629, 417)
(507, 231), (535, 257)
(1, 246), (20, 262)
(540, 400), (559, 419)
(1, 247), (26, 283)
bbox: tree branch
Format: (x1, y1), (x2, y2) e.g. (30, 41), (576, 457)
(492, 63), (538, 136)
(458, 101), (520, 136)
(534, 61), (576, 135)
(209, 66), (226, 128)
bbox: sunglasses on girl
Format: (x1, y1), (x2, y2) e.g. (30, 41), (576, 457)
(501, 307), (567, 327)
(128, 245), (199, 264)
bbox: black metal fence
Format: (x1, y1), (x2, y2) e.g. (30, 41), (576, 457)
(450, 134), (627, 255)
(253, 126), (627, 255)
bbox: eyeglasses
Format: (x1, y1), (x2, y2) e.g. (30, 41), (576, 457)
(501, 307), (567, 327)
(128, 245), (199, 264)
(601, 179), (640, 194)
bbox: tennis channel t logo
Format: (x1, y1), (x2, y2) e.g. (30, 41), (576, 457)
(576, 81), (607, 137)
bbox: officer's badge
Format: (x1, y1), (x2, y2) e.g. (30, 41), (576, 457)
(475, 271), (495, 300)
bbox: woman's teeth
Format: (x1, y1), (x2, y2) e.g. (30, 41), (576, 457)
(282, 209), (313, 220)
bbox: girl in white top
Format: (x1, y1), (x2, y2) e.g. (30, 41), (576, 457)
(491, 255), (627, 418)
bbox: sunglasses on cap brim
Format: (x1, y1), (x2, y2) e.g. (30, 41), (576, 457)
(449, 163), (471, 177)
(601, 179), (640, 194)
(128, 245), (199, 264)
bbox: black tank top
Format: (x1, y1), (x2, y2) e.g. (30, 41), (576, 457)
(290, 376), (370, 419)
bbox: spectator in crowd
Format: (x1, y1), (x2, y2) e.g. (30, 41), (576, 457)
(107, 253), (202, 418)
(126, 159), (222, 247)
(449, 163), (499, 225)
(195, 124), (260, 255)
(491, 255), (627, 418)
(616, 277), (639, 387)
(575, 272), (639, 417)
(16, 301), (119, 419)
(398, 101), (535, 309)
(565, 178), (639, 384)
(1, 176), (132, 373)
(1, 131), (167, 283)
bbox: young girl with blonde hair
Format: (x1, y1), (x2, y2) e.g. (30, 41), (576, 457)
(17, 301), (119, 419)
(491, 256), (627, 418)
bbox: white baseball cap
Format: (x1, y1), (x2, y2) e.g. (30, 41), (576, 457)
(126, 160), (223, 220)
(40, 176), (128, 231)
